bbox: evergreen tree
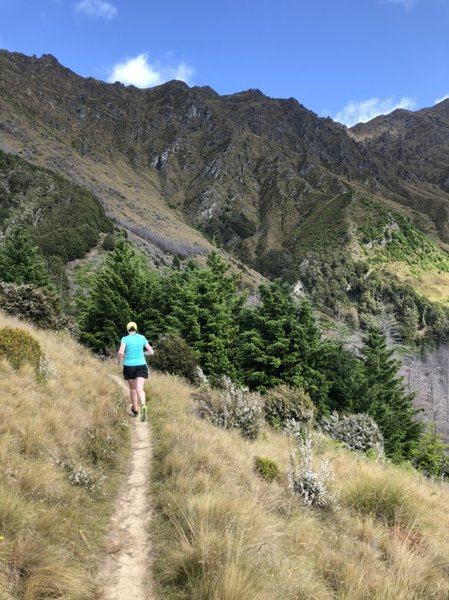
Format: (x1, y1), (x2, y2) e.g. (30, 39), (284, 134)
(357, 328), (423, 461)
(79, 235), (159, 354)
(314, 341), (365, 415)
(156, 253), (245, 379)
(236, 280), (324, 394)
(0, 227), (53, 289)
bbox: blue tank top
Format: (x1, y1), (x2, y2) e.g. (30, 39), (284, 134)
(121, 333), (148, 366)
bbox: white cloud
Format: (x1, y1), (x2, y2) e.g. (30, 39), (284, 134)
(107, 53), (194, 88)
(332, 96), (416, 127)
(434, 94), (449, 104)
(382, 0), (417, 9)
(75, 0), (117, 20)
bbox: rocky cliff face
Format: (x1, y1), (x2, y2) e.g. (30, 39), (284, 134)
(1, 50), (449, 272)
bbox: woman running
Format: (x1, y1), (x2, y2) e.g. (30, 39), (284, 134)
(116, 321), (154, 416)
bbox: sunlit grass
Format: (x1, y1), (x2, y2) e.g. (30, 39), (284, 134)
(0, 312), (130, 599)
(149, 373), (449, 599)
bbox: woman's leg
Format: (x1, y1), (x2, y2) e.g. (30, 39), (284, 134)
(135, 377), (146, 408)
(127, 379), (138, 412)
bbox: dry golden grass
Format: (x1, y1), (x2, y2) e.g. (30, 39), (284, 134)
(0, 312), (130, 600)
(148, 373), (449, 600)
(384, 261), (449, 302)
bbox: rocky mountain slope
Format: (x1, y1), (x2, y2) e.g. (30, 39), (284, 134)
(2, 50), (449, 309)
(2, 50), (448, 274)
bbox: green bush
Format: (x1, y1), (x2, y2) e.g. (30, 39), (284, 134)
(254, 456), (280, 482)
(0, 326), (43, 371)
(412, 428), (449, 479)
(264, 385), (316, 429)
(151, 333), (200, 384)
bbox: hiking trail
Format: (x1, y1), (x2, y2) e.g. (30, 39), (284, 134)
(97, 375), (154, 600)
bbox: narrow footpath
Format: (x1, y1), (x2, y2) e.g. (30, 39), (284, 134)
(97, 375), (154, 600)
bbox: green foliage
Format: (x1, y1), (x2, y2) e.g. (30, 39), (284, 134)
(151, 332), (199, 384)
(0, 149), (113, 282)
(236, 280), (325, 396)
(357, 328), (423, 462)
(101, 232), (116, 251)
(314, 341), (365, 415)
(0, 227), (53, 289)
(412, 427), (449, 479)
(358, 200), (449, 274)
(320, 412), (384, 456)
(154, 253), (246, 380)
(254, 456), (280, 482)
(0, 282), (70, 330)
(297, 248), (449, 346)
(79, 234), (159, 354)
(263, 385), (316, 430)
(0, 326), (42, 370)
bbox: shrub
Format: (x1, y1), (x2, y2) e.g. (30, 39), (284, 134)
(287, 434), (338, 510)
(264, 385), (316, 430)
(0, 326), (42, 370)
(320, 412), (384, 457)
(57, 460), (106, 498)
(412, 428), (449, 479)
(0, 281), (71, 330)
(84, 425), (120, 466)
(151, 333), (200, 385)
(194, 377), (263, 439)
(254, 456), (280, 482)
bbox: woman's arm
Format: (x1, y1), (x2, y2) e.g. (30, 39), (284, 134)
(116, 342), (126, 365)
(144, 343), (154, 356)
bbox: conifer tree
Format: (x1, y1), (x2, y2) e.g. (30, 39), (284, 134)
(236, 280), (324, 394)
(79, 235), (158, 354)
(314, 340), (365, 415)
(0, 227), (53, 289)
(357, 327), (422, 461)
(158, 253), (245, 379)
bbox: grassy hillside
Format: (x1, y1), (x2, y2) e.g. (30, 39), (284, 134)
(148, 374), (449, 599)
(0, 313), (130, 599)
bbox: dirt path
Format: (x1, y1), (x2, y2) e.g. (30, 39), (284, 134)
(97, 376), (155, 600)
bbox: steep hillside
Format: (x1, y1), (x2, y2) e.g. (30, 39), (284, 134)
(2, 49), (440, 268)
(0, 313), (130, 599)
(2, 50), (449, 335)
(0, 148), (113, 281)
(149, 373), (449, 600)
(351, 99), (449, 241)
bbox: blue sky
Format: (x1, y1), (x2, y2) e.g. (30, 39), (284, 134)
(0, 0), (448, 126)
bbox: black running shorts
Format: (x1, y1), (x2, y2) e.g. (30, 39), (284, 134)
(123, 364), (149, 380)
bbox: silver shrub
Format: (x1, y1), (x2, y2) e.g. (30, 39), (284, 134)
(287, 433), (338, 510)
(321, 412), (384, 456)
(194, 376), (263, 439)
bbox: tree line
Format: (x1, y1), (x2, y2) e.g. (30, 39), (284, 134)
(77, 235), (423, 463)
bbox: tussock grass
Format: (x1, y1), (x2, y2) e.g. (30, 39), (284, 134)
(149, 374), (449, 599)
(0, 312), (130, 599)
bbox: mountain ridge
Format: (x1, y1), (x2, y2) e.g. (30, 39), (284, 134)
(2, 49), (449, 300)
